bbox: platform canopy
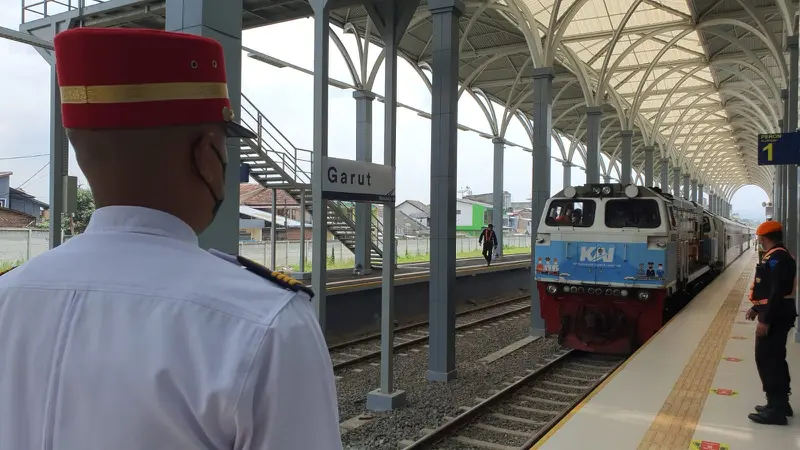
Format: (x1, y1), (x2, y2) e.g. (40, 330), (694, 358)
(19, 0), (792, 197)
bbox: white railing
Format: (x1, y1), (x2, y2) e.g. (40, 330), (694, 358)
(21, 0), (110, 23)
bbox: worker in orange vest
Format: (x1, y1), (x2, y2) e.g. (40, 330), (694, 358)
(745, 220), (797, 425)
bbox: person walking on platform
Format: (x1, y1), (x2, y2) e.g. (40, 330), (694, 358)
(745, 220), (797, 425)
(0, 28), (343, 449)
(479, 224), (498, 266)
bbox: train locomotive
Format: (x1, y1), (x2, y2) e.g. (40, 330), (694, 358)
(533, 183), (753, 354)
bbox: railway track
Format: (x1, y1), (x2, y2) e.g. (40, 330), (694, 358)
(399, 350), (625, 450)
(329, 295), (531, 371)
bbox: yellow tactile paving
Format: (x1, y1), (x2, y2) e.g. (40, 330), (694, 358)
(636, 259), (756, 450)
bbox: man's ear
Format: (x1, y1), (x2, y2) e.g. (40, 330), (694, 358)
(193, 132), (224, 184)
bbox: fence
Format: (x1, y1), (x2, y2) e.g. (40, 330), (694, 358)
(0, 228), (531, 270)
(239, 234), (531, 269)
(0, 228), (51, 265)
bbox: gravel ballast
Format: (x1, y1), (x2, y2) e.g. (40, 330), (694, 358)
(334, 313), (564, 450)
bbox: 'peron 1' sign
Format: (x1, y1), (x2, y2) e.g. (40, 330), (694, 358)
(321, 156), (395, 203)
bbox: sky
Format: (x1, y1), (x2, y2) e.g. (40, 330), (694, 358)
(0, 2), (770, 221)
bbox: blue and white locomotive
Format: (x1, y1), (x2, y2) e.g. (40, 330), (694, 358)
(533, 183), (753, 354)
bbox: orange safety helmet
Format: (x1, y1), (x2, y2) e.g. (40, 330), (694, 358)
(756, 220), (782, 236)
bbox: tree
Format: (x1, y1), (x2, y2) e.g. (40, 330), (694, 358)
(36, 186), (95, 235)
(71, 187), (95, 234)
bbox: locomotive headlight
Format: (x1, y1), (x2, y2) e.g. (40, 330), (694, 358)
(601, 186), (612, 195)
(577, 287), (584, 293)
(613, 289), (621, 296)
(605, 288), (613, 295)
(563, 285), (570, 293)
(587, 288), (595, 294)
(570, 286), (578, 293)
(620, 289), (629, 297)
(547, 284), (558, 294)
(638, 290), (650, 300)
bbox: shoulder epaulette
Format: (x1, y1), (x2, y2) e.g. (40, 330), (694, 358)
(208, 249), (314, 299)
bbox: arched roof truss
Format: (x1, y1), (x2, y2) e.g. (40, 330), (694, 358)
(31, 0), (797, 198)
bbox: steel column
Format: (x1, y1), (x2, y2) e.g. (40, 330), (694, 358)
(779, 89), (789, 224)
(309, 0), (331, 334)
(672, 167), (681, 197)
(299, 189), (306, 271)
(691, 179), (697, 203)
(562, 162), (572, 188)
(786, 34), (800, 343)
(683, 174), (690, 201)
(354, 90), (375, 274)
(660, 158), (669, 191)
(644, 146), (654, 187)
(427, 0), (463, 383)
(166, 0), (243, 254)
(270, 188), (277, 268)
(48, 63), (67, 248)
(620, 130), (633, 185)
(363, 0), (420, 409)
(709, 193), (715, 214)
(492, 137), (504, 257)
(787, 36), (798, 262)
(698, 184), (704, 207)
(585, 107), (603, 183)
(530, 67), (554, 337)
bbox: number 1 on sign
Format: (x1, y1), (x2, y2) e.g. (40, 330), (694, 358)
(762, 142), (773, 161)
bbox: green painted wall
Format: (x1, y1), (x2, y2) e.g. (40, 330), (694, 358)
(456, 203), (490, 235)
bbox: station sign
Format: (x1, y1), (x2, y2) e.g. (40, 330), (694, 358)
(757, 132), (800, 165)
(321, 156), (395, 203)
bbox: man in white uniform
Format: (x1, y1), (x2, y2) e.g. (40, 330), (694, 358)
(0, 27), (343, 449)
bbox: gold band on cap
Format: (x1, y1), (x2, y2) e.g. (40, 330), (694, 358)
(60, 82), (229, 104)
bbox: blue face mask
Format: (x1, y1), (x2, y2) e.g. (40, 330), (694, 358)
(191, 141), (227, 221)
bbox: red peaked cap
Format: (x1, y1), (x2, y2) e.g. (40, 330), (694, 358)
(53, 27), (255, 138)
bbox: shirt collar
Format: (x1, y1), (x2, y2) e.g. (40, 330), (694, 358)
(85, 206), (198, 246)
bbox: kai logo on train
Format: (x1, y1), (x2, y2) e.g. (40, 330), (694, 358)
(579, 246), (614, 263)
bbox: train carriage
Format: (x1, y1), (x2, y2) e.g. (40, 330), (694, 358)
(534, 183), (753, 354)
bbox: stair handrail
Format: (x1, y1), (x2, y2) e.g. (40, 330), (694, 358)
(240, 92), (385, 259)
(240, 94), (312, 186)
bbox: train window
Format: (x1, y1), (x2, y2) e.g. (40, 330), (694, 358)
(702, 217), (711, 233)
(604, 199), (661, 228)
(544, 199), (595, 227)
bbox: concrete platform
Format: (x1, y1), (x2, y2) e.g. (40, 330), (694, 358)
(324, 254), (532, 340)
(323, 253), (531, 292)
(532, 248), (800, 450)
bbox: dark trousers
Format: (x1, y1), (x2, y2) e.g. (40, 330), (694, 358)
(482, 244), (494, 264)
(755, 321), (793, 396)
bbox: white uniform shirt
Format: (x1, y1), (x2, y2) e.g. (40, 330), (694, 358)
(0, 206), (343, 450)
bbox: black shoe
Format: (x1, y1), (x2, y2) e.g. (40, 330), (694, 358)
(748, 408), (789, 425)
(755, 403), (793, 417)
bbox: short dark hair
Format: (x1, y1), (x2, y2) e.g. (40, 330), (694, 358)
(763, 230), (783, 244)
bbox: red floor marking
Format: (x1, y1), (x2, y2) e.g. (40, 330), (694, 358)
(730, 336), (747, 340)
(722, 357), (742, 362)
(691, 440), (730, 450)
(710, 388), (738, 396)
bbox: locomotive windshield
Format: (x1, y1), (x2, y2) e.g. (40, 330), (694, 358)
(604, 199), (661, 229)
(545, 199), (595, 227)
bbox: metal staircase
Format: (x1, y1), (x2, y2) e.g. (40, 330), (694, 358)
(239, 94), (384, 268)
